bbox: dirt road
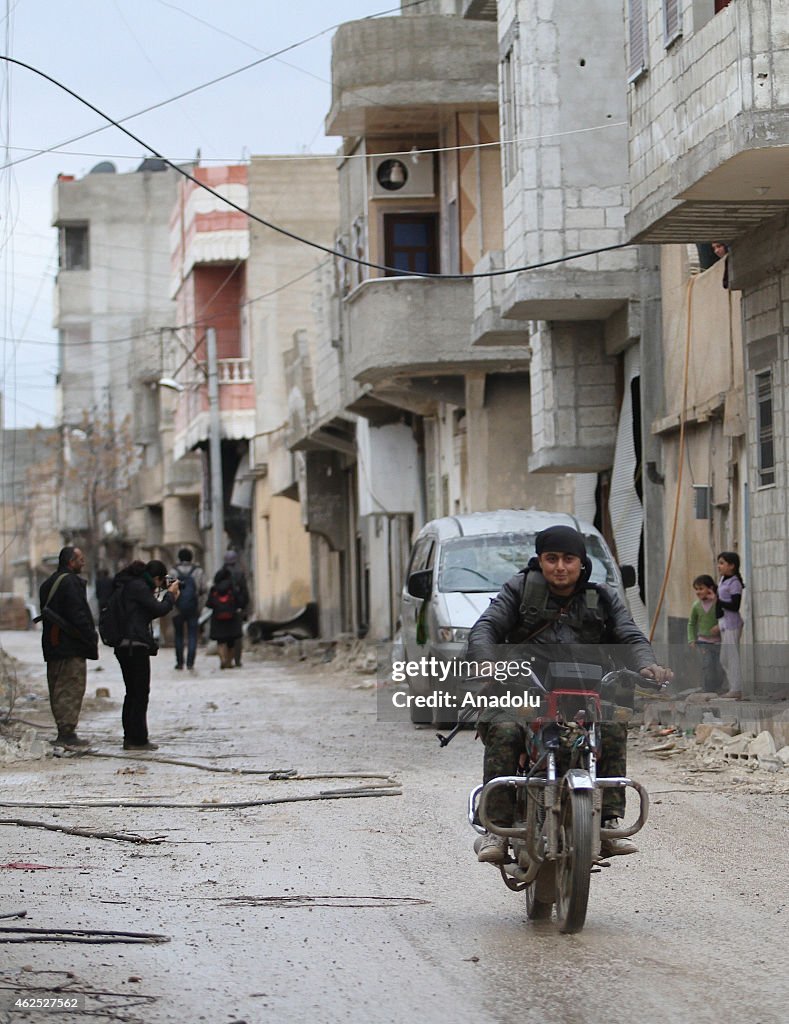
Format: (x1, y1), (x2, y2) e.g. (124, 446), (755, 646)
(1, 631), (787, 1024)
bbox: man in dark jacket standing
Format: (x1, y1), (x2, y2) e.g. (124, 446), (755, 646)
(39, 546), (98, 748)
(467, 525), (672, 865)
(112, 559), (179, 751)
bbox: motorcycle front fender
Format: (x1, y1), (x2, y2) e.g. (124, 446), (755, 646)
(563, 768), (595, 791)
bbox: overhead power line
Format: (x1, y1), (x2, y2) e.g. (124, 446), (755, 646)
(0, 1), (430, 174)
(0, 56), (633, 281)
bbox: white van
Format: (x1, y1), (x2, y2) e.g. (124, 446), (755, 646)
(397, 510), (635, 724)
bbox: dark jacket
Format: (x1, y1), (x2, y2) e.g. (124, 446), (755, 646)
(226, 566), (249, 616)
(113, 569), (175, 653)
(467, 563), (655, 678)
(206, 577), (243, 642)
(40, 569), (98, 662)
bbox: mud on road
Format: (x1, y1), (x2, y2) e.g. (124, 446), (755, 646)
(1, 631), (787, 1024)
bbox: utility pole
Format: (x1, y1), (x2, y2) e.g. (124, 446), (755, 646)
(206, 327), (225, 574)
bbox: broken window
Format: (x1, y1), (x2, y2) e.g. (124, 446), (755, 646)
(58, 224), (89, 270)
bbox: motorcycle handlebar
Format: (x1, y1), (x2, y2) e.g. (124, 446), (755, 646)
(601, 668), (668, 692)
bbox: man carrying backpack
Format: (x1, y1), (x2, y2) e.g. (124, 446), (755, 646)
(170, 547), (206, 672)
(467, 525), (673, 865)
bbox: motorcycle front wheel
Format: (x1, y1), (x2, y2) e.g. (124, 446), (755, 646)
(555, 788), (593, 934)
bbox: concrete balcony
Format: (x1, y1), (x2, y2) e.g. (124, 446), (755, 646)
(471, 252), (529, 346)
(345, 276), (528, 393)
(501, 267), (641, 322)
(326, 16), (497, 137)
(172, 357), (255, 458)
(628, 3), (789, 243)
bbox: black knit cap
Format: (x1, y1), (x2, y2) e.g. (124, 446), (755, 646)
(534, 526), (587, 560)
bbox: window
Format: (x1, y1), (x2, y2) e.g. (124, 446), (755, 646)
(628, 0), (648, 81)
(715, 0), (732, 11)
(663, 0), (682, 45)
(383, 214), (438, 276)
(500, 47), (519, 182)
(756, 370), (775, 487)
(58, 224), (89, 270)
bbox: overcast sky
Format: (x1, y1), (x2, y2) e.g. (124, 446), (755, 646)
(0, 0), (395, 429)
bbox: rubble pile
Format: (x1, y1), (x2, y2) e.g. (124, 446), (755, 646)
(634, 717), (789, 793)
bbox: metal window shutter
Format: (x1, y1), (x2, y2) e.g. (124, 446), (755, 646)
(629, 0), (647, 78)
(664, 0), (680, 42)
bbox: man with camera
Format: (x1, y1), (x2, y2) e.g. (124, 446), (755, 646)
(110, 559), (179, 751)
(39, 546), (99, 748)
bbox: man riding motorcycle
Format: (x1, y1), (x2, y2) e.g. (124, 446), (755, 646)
(467, 525), (672, 864)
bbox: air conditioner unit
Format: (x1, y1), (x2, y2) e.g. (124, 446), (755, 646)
(370, 153), (435, 199)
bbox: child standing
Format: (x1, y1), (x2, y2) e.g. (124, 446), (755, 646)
(687, 575), (722, 693)
(717, 551), (745, 699)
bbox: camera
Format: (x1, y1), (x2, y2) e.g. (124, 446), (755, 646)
(163, 575), (178, 588)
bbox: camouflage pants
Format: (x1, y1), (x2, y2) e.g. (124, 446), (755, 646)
(46, 657), (86, 735)
(478, 719), (628, 824)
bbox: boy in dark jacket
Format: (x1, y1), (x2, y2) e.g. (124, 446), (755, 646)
(39, 546), (98, 748)
(112, 560), (179, 750)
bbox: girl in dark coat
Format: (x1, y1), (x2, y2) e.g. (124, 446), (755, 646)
(113, 559), (179, 750)
(206, 567), (242, 669)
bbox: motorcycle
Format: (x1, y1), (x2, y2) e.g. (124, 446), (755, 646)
(463, 663), (664, 934)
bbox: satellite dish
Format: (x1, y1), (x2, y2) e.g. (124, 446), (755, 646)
(89, 161), (117, 174)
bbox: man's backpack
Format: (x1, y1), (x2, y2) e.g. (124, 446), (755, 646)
(212, 587), (237, 621)
(175, 566), (198, 617)
(98, 586), (126, 647)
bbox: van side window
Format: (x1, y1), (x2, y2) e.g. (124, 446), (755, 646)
(407, 537), (435, 577)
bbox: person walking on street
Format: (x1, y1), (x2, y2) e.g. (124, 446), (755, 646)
(39, 546), (98, 748)
(111, 559), (179, 750)
(717, 551), (745, 699)
(206, 567), (243, 670)
(170, 547), (206, 672)
(223, 550), (249, 668)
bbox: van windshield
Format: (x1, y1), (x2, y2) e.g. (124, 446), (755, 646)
(436, 532), (616, 593)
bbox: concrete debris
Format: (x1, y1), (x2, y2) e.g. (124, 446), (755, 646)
(694, 723), (738, 744)
(748, 731), (777, 758)
(0, 724), (51, 764)
(776, 746), (789, 765)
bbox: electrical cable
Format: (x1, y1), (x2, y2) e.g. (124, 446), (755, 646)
(0, 1), (430, 174)
(0, 119), (628, 166)
(0, 55), (633, 281)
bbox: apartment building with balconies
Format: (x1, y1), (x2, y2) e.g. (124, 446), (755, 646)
(304, 0), (580, 641)
(52, 160), (186, 572)
(169, 164), (251, 580)
(625, 0), (787, 685)
(469, 0), (651, 629)
(169, 160), (340, 620)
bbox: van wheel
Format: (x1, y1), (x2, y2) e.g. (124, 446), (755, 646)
(409, 701), (431, 726)
(432, 708), (456, 731)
